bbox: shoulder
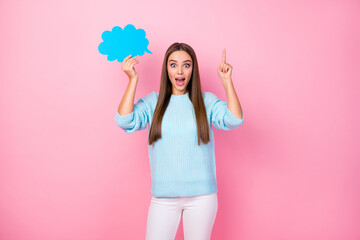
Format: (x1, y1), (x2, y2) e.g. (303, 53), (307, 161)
(137, 91), (158, 110)
(202, 91), (220, 107)
(202, 91), (217, 99)
(139, 91), (158, 102)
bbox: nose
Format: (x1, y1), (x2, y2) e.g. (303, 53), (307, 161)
(178, 67), (183, 74)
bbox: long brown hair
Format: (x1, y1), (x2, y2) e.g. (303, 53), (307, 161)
(148, 42), (210, 146)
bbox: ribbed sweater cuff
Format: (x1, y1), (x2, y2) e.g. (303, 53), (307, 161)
(115, 111), (134, 127)
(225, 107), (244, 127)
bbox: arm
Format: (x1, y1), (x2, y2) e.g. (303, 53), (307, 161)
(209, 48), (244, 130)
(117, 55), (139, 116)
(224, 79), (243, 120)
(115, 55), (149, 133)
(217, 48), (243, 120)
(208, 91), (244, 130)
(115, 78), (151, 134)
(117, 77), (138, 116)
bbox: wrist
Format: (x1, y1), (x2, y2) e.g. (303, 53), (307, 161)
(129, 76), (138, 82)
(222, 78), (233, 89)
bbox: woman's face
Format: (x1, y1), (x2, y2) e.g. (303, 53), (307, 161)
(167, 50), (193, 95)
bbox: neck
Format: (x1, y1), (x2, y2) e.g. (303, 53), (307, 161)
(172, 90), (188, 95)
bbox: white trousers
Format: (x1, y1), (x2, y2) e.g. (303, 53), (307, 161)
(145, 193), (218, 240)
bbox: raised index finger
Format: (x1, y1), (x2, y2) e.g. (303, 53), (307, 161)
(222, 48), (226, 63)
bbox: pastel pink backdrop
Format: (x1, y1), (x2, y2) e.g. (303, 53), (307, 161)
(0, 0), (359, 239)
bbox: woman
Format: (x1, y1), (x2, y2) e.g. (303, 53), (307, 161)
(115, 42), (244, 240)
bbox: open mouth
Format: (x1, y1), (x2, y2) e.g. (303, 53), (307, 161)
(175, 77), (185, 86)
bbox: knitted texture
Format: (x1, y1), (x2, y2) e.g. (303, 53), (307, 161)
(115, 91), (244, 197)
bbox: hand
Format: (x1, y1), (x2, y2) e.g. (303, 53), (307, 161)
(217, 49), (232, 86)
(122, 55), (139, 80)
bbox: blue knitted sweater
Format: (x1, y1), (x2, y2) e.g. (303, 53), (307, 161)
(115, 91), (244, 197)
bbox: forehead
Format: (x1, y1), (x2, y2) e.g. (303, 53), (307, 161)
(168, 50), (192, 61)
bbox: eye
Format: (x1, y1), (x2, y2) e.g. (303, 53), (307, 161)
(170, 63), (176, 67)
(185, 64), (191, 68)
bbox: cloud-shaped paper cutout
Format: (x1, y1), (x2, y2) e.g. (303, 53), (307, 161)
(98, 24), (152, 62)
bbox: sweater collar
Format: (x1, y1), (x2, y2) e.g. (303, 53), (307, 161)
(170, 92), (189, 101)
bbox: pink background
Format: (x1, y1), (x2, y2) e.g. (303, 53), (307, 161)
(1, 0), (359, 239)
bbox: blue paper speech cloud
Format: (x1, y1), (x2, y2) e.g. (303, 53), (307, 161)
(98, 24), (152, 62)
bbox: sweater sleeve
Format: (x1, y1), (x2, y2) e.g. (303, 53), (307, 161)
(114, 92), (154, 134)
(205, 91), (244, 130)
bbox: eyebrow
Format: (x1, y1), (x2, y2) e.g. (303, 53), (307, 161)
(169, 59), (192, 63)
